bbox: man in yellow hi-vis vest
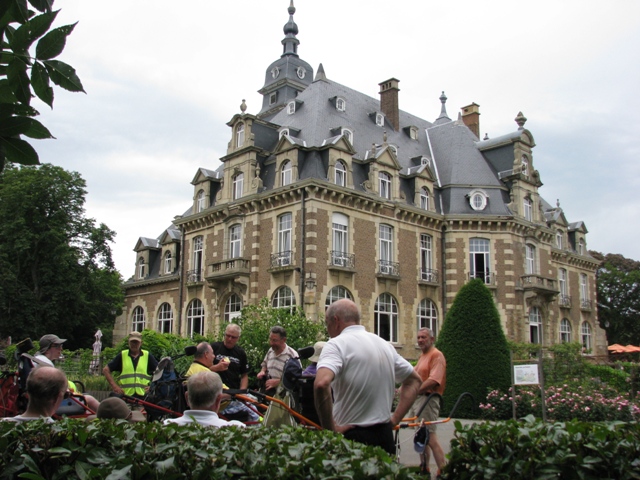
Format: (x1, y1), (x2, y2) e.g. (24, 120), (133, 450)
(103, 332), (158, 398)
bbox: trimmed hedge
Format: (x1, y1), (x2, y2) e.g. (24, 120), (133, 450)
(0, 419), (419, 479)
(444, 416), (640, 479)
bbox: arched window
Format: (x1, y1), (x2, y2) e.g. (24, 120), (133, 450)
(196, 189), (206, 213)
(376, 113), (384, 127)
(379, 224), (394, 274)
(420, 187), (429, 210)
(191, 236), (203, 282)
(224, 294), (242, 322)
(379, 172), (391, 199)
(187, 299), (204, 337)
(281, 160), (292, 186)
(137, 258), (145, 279)
(523, 197), (532, 221)
(529, 307), (542, 344)
(335, 161), (346, 187)
(277, 213), (292, 265)
(272, 286), (296, 311)
(131, 306), (145, 332)
(417, 299), (438, 334)
(341, 128), (353, 144)
(229, 224), (242, 259)
(158, 303), (173, 334)
(556, 230), (563, 249)
(581, 322), (592, 351)
(336, 98), (346, 112)
(325, 286), (353, 308)
(375, 293), (398, 342)
(525, 244), (536, 275)
(560, 318), (571, 343)
(235, 123), (245, 148)
(287, 101), (296, 114)
(233, 173), (243, 200)
(164, 251), (172, 274)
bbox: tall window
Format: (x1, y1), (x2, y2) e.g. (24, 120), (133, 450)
(420, 234), (433, 281)
(187, 299), (204, 337)
(233, 173), (243, 200)
(137, 258), (145, 279)
(158, 303), (173, 334)
(287, 101), (295, 114)
(332, 213), (348, 265)
(272, 286), (295, 311)
(529, 307), (542, 344)
(236, 123), (245, 148)
(336, 98), (346, 112)
(560, 318), (571, 343)
(525, 244), (536, 275)
(196, 190), (206, 213)
(224, 294), (242, 322)
(229, 224), (242, 258)
(131, 306), (145, 332)
(469, 238), (490, 283)
(325, 286), (352, 307)
(376, 113), (384, 127)
(579, 239), (585, 255)
(521, 155), (529, 176)
(523, 197), (532, 221)
(379, 172), (391, 199)
(581, 322), (592, 351)
(281, 160), (292, 186)
(375, 294), (398, 342)
(420, 187), (430, 210)
(380, 224), (394, 264)
(417, 299), (438, 334)
(559, 268), (567, 299)
(164, 251), (172, 274)
(580, 274), (588, 301)
(335, 161), (346, 187)
(192, 236), (203, 280)
(278, 213), (292, 265)
(556, 230), (563, 249)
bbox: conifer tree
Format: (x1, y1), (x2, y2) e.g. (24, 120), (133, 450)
(436, 279), (511, 418)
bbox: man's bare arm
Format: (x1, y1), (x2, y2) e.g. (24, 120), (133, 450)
(102, 366), (123, 395)
(314, 367), (336, 431)
(391, 370), (421, 425)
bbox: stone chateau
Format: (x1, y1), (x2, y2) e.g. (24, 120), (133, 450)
(114, 1), (605, 359)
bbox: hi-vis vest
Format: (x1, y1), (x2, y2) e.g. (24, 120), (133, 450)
(120, 350), (151, 396)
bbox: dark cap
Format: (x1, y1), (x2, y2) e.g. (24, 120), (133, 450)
(38, 334), (66, 354)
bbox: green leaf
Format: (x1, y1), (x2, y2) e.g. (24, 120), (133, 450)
(0, 136), (39, 166)
(27, 0), (54, 15)
(7, 59), (32, 105)
(31, 61), (53, 107)
(20, 453), (42, 475)
(0, 102), (39, 118)
(105, 466), (132, 480)
(43, 60), (85, 93)
(12, 10), (59, 52)
(0, 79), (20, 103)
(0, 116), (36, 136)
(35, 23), (76, 61)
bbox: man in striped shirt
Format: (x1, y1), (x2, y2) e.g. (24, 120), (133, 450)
(257, 326), (297, 396)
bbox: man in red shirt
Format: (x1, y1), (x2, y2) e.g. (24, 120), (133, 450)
(410, 327), (447, 478)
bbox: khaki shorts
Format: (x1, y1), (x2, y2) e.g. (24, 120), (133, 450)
(408, 395), (440, 433)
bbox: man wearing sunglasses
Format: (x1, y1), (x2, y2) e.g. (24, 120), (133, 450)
(210, 323), (249, 390)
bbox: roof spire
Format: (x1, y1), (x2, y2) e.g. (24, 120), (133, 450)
(282, 0), (300, 57)
(515, 111), (527, 130)
(438, 91), (449, 120)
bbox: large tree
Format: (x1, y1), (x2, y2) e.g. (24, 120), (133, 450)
(0, 163), (123, 349)
(436, 279), (511, 418)
(0, 0), (84, 173)
(590, 251), (640, 346)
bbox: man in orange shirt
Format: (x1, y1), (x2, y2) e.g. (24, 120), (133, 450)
(410, 327), (447, 478)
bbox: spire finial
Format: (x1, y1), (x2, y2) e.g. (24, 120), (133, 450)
(282, 0), (300, 56)
(240, 99), (247, 113)
(438, 91), (449, 119)
(383, 130), (388, 144)
(556, 199), (561, 208)
(515, 111), (527, 130)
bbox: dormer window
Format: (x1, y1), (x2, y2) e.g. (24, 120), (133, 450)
(421, 157), (429, 166)
(376, 113), (384, 127)
(379, 172), (391, 199)
(578, 239), (585, 255)
(410, 127), (419, 140)
(556, 230), (563, 249)
(521, 155), (529, 176)
(335, 161), (346, 187)
(279, 128), (289, 138)
(233, 173), (243, 200)
(281, 160), (292, 186)
(296, 66), (306, 79)
(469, 190), (487, 211)
(388, 144), (398, 156)
(138, 258), (145, 279)
(420, 187), (430, 210)
(523, 197), (532, 221)
(287, 101), (296, 114)
(269, 92), (277, 105)
(196, 190), (206, 213)
(336, 97), (346, 112)
(271, 67), (280, 79)
(164, 251), (172, 274)
(235, 123), (245, 148)
(341, 128), (353, 145)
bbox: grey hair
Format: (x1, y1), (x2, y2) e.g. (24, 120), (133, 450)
(187, 371), (223, 410)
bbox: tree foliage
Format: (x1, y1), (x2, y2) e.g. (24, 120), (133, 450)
(0, 0), (84, 172)
(436, 279), (511, 418)
(0, 163), (123, 349)
(590, 251), (640, 345)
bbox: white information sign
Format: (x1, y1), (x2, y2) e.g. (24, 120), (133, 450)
(514, 364), (539, 385)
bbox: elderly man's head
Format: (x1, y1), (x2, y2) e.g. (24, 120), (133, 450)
(194, 342), (214, 367)
(268, 326), (287, 354)
(224, 323), (242, 349)
(325, 299), (361, 337)
(26, 366), (67, 415)
(186, 371), (223, 411)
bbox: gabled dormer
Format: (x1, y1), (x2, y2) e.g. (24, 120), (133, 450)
(191, 168), (220, 214)
(158, 227), (181, 276)
(133, 237), (160, 280)
(360, 141), (402, 200)
(568, 221), (588, 255)
(401, 162), (437, 211)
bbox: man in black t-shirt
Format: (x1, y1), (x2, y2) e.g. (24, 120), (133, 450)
(210, 323), (249, 390)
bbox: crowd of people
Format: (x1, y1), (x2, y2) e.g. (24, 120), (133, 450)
(1, 300), (448, 472)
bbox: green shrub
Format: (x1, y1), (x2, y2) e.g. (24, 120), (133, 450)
(0, 419), (418, 479)
(437, 279), (511, 418)
(444, 415), (640, 479)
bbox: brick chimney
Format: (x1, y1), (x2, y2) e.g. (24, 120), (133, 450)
(461, 103), (480, 138)
(379, 78), (400, 131)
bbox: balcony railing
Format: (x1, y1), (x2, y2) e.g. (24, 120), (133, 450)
(468, 271), (495, 285)
(329, 251), (355, 269)
(519, 274), (557, 291)
(558, 295), (572, 308)
(580, 299), (593, 311)
(378, 260), (399, 276)
(270, 250), (293, 268)
(186, 269), (202, 283)
(419, 268), (439, 283)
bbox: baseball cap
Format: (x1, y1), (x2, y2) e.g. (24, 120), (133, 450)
(38, 334), (67, 354)
(87, 397), (146, 422)
(128, 331), (142, 342)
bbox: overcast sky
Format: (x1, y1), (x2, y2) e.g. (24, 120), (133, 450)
(35, 1), (640, 278)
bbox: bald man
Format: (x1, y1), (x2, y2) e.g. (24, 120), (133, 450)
(3, 367), (67, 423)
